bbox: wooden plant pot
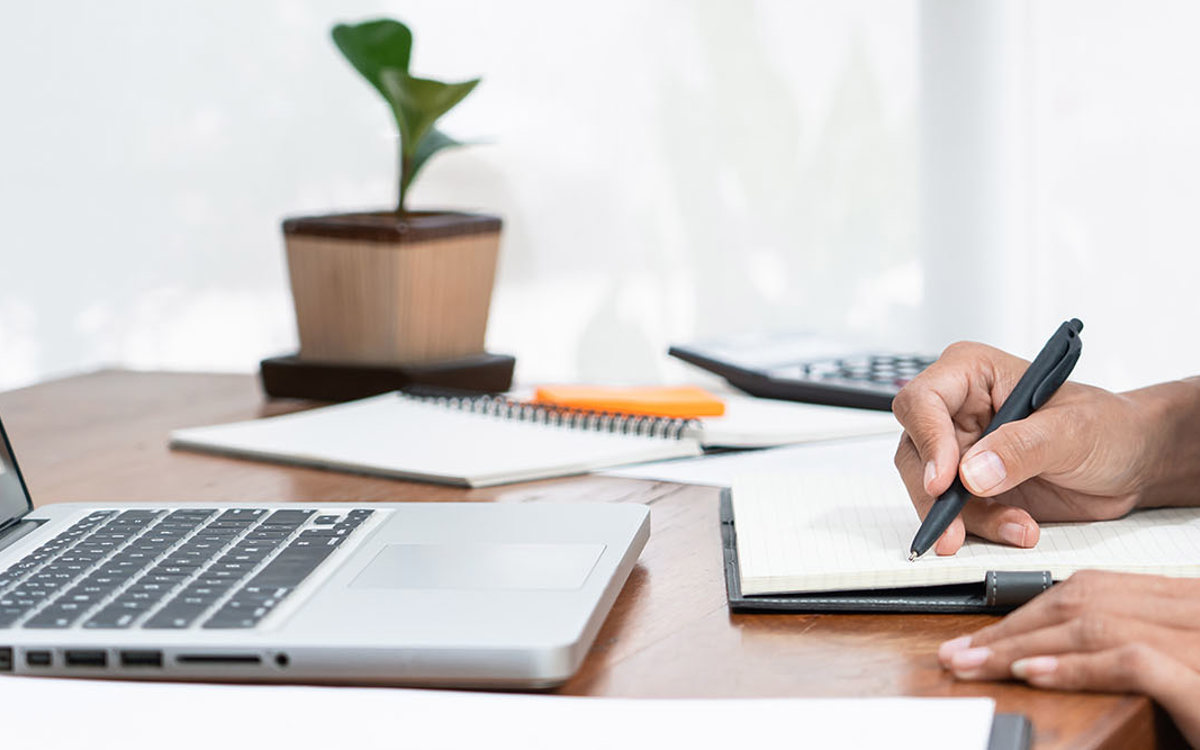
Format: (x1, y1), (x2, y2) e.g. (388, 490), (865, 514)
(282, 211), (501, 365)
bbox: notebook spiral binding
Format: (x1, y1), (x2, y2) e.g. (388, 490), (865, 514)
(401, 391), (699, 440)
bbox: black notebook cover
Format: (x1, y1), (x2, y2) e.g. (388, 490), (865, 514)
(720, 489), (1054, 614)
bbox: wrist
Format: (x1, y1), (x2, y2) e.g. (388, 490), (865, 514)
(1125, 377), (1200, 508)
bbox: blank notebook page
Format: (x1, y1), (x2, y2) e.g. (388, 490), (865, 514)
(171, 394), (702, 488)
(732, 471), (1200, 595)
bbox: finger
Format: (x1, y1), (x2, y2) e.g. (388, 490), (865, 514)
(965, 572), (1200, 649)
(932, 519), (965, 557)
(1012, 642), (1200, 700)
(892, 343), (1005, 495)
(891, 384), (963, 497)
(895, 434), (966, 555)
(1013, 645), (1200, 746)
(944, 614), (1200, 679)
(895, 433), (934, 517)
(898, 433), (1031, 554)
(957, 498), (1040, 549)
(959, 410), (1082, 497)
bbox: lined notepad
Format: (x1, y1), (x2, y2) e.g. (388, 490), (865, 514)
(732, 471), (1200, 595)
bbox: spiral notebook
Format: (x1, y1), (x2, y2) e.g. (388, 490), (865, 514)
(169, 392), (705, 487)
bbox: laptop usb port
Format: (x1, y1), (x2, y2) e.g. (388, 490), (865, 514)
(25, 650), (52, 667)
(64, 650), (107, 668)
(120, 650), (163, 668)
(0, 648), (11, 671)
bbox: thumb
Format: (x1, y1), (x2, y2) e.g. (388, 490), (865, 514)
(958, 411), (1073, 497)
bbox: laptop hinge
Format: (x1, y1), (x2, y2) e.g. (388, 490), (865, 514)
(0, 518), (44, 554)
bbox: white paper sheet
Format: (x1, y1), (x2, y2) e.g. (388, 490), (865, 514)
(0, 677), (997, 750)
(602, 434), (900, 486)
(690, 395), (900, 448)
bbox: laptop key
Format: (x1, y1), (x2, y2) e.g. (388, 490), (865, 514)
(142, 603), (212, 629)
(24, 599), (91, 629)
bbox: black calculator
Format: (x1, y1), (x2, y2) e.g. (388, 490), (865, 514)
(668, 334), (937, 411)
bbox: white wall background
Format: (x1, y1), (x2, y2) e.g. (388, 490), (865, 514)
(0, 1), (1198, 394)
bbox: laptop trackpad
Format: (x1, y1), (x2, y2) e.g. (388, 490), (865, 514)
(351, 543), (606, 591)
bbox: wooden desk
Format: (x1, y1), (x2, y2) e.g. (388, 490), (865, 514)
(0, 371), (1182, 749)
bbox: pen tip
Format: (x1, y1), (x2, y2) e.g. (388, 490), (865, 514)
(908, 551), (918, 562)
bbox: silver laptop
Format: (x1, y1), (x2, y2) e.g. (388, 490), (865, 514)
(0, 414), (649, 687)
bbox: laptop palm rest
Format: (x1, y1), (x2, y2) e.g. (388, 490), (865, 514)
(350, 543), (606, 591)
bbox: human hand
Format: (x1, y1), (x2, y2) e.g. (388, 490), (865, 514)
(892, 342), (1155, 555)
(939, 570), (1200, 746)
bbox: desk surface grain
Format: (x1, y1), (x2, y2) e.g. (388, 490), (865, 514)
(0, 370), (1184, 750)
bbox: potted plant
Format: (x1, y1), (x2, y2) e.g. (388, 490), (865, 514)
(282, 18), (501, 366)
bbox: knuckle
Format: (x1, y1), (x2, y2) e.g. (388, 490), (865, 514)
(1072, 614), (1112, 650)
(893, 397), (946, 453)
(891, 389), (914, 423)
(892, 379), (916, 410)
(892, 386), (938, 428)
(909, 414), (944, 449)
(1048, 593), (1084, 621)
(894, 436), (916, 474)
(1114, 644), (1156, 683)
(941, 341), (976, 359)
(1048, 577), (1094, 620)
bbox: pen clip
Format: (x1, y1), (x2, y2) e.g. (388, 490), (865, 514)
(1030, 329), (1082, 409)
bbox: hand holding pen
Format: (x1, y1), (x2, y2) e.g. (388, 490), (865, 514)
(907, 319), (1083, 559)
(892, 320), (1156, 558)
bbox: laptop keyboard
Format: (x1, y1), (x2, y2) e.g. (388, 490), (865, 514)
(0, 507), (374, 631)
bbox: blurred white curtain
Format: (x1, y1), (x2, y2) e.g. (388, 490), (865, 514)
(920, 0), (1200, 390)
(3, 1), (1199, 392)
(918, 0), (1033, 353)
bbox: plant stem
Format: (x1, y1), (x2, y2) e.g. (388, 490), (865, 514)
(398, 148), (413, 216)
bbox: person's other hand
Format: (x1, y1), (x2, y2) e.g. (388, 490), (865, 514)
(939, 571), (1200, 746)
(892, 342), (1155, 555)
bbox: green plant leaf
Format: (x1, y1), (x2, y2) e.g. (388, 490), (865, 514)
(331, 19), (413, 101)
(402, 128), (469, 201)
(331, 18), (480, 213)
(379, 69), (480, 159)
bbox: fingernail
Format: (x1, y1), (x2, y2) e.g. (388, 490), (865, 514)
(999, 522), (1030, 547)
(1011, 656), (1058, 680)
(923, 461), (937, 493)
(950, 646), (992, 677)
(961, 451), (1007, 493)
(938, 635), (972, 663)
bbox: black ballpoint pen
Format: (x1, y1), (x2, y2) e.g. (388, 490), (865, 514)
(908, 318), (1084, 561)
